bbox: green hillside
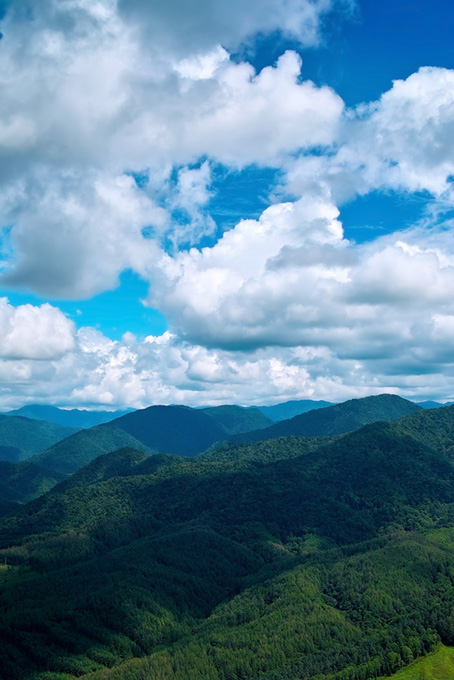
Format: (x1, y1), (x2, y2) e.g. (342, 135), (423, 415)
(0, 460), (64, 507)
(29, 426), (153, 476)
(381, 644), (454, 679)
(1, 405), (454, 680)
(0, 415), (77, 463)
(54, 448), (183, 493)
(230, 393), (422, 444)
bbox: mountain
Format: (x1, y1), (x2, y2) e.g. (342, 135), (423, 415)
(53, 448), (183, 494)
(0, 414), (77, 463)
(200, 404), (273, 433)
(416, 400), (454, 409)
(258, 398), (334, 421)
(229, 393), (422, 444)
(1, 405), (454, 680)
(11, 404), (271, 484)
(29, 425), (154, 476)
(4, 404), (132, 428)
(104, 404), (229, 456)
(0, 459), (64, 507)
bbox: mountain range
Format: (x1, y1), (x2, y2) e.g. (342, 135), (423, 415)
(0, 396), (454, 679)
(3, 404), (133, 429)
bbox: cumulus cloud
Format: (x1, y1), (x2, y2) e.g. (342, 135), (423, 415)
(0, 298), (75, 360)
(143, 195), (454, 396)
(117, 0), (351, 57)
(0, 1), (345, 296)
(0, 173), (165, 298)
(285, 67), (454, 203)
(0, 316), (452, 411)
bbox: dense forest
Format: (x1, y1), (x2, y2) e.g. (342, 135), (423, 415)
(1, 397), (454, 679)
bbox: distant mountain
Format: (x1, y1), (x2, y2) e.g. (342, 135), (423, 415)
(200, 405), (273, 433)
(257, 399), (334, 421)
(416, 400), (454, 409)
(0, 415), (77, 463)
(29, 426), (153, 476)
(229, 393), (422, 444)
(5, 404), (132, 428)
(105, 405), (230, 457)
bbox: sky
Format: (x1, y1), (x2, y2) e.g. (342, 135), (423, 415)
(0, 0), (453, 409)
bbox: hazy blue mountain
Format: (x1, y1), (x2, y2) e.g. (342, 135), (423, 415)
(5, 404), (132, 428)
(200, 405), (273, 433)
(229, 393), (422, 444)
(257, 398), (334, 421)
(105, 404), (229, 456)
(0, 415), (77, 463)
(416, 400), (454, 409)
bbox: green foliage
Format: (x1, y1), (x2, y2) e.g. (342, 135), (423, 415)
(0, 460), (64, 508)
(381, 644), (454, 679)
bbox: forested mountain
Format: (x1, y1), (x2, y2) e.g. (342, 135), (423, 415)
(29, 426), (153, 476)
(258, 398), (334, 421)
(1, 406), (454, 679)
(0, 415), (77, 463)
(200, 404), (273, 433)
(4, 404), (132, 428)
(0, 459), (64, 506)
(229, 393), (422, 444)
(104, 404), (249, 456)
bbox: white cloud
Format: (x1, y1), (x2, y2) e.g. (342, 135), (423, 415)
(0, 173), (165, 298)
(117, 0), (351, 57)
(0, 1), (345, 296)
(0, 298), (75, 360)
(285, 67), (454, 203)
(143, 195), (454, 391)
(0, 315), (452, 411)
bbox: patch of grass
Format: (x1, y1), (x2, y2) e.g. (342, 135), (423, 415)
(382, 645), (454, 679)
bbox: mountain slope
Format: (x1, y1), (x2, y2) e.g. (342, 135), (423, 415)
(0, 460), (64, 507)
(105, 405), (228, 456)
(5, 404), (132, 428)
(229, 393), (422, 444)
(53, 448), (183, 494)
(417, 401), (454, 409)
(200, 405), (273, 433)
(29, 426), (153, 476)
(258, 398), (334, 421)
(0, 415), (77, 462)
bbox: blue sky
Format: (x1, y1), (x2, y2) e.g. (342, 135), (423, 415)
(0, 0), (453, 408)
